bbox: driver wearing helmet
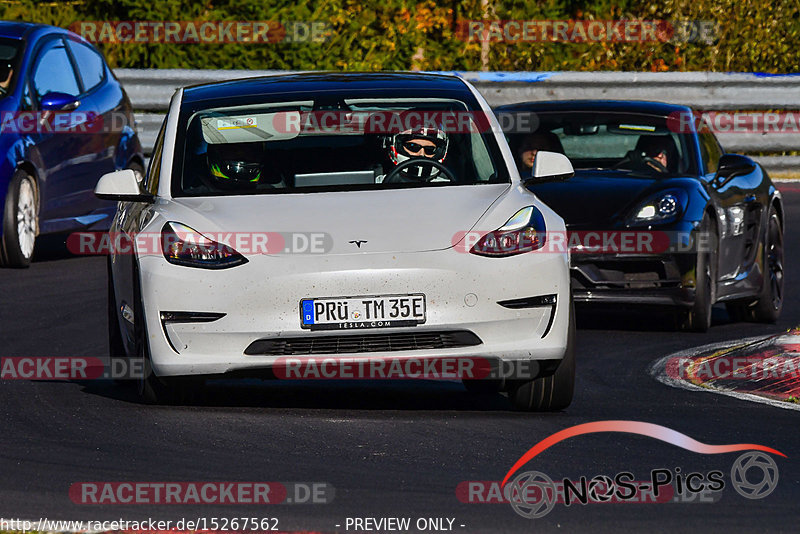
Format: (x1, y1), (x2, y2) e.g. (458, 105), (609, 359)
(376, 125), (450, 183)
(203, 142), (263, 191)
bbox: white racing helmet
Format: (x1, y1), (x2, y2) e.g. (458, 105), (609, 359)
(388, 125), (449, 180)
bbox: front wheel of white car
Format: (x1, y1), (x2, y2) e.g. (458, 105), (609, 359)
(133, 265), (202, 404)
(507, 301), (575, 411)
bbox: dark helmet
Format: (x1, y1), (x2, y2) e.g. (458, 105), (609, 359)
(205, 142), (263, 190)
(635, 135), (678, 172)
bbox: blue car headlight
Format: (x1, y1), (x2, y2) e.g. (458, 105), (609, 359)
(627, 189), (688, 226)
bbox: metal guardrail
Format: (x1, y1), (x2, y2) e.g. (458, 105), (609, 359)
(119, 70), (800, 173)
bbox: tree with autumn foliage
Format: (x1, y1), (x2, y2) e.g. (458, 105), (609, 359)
(0, 0), (796, 73)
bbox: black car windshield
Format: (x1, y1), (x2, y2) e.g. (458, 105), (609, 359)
(0, 38), (22, 97)
(507, 112), (697, 177)
(176, 97), (509, 196)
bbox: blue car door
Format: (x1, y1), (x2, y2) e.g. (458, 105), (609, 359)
(29, 36), (101, 225)
(65, 38), (118, 205)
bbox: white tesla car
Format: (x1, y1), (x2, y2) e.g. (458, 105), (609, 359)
(96, 73), (575, 410)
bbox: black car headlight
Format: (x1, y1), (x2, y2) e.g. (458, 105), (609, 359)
(161, 222), (248, 269)
(627, 189), (688, 225)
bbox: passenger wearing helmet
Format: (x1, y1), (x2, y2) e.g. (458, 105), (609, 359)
(203, 142), (263, 191)
(377, 125), (450, 183)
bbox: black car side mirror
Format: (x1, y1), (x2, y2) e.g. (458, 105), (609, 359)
(714, 154), (756, 186)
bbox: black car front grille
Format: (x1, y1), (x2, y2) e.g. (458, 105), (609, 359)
(244, 330), (482, 356)
(571, 259), (681, 289)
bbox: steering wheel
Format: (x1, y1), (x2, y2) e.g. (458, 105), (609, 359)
(612, 150), (668, 174)
(642, 156), (668, 173)
(383, 158), (456, 184)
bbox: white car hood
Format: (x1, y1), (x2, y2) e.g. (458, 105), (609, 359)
(167, 184), (510, 255)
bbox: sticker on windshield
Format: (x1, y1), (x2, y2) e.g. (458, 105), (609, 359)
(618, 124), (656, 132)
(200, 112), (300, 144)
(216, 117), (258, 130)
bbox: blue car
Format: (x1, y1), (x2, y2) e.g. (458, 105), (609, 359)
(0, 21), (143, 267)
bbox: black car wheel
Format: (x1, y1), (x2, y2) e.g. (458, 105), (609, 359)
(727, 207), (783, 323)
(1, 170), (38, 268)
(751, 207), (784, 322)
(506, 300), (575, 411)
(680, 214), (717, 332)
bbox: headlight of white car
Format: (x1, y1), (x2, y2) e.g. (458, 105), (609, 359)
(161, 221), (248, 269)
(470, 206), (547, 257)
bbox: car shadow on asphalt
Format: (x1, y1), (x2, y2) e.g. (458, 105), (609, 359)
(76, 378), (574, 414)
(32, 233), (86, 263)
(575, 304), (730, 332)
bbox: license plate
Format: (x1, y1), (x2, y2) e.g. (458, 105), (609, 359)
(300, 294), (426, 330)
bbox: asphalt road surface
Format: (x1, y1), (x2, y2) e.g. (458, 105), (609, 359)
(1, 190), (799, 533)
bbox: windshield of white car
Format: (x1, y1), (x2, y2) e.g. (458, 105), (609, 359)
(506, 112), (698, 177)
(175, 98), (510, 196)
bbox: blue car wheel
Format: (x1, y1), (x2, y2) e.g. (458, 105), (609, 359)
(1, 169), (38, 268)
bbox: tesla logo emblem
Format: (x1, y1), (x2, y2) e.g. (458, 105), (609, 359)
(349, 240), (368, 248)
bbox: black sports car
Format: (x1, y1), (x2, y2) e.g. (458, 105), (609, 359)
(495, 100), (784, 332)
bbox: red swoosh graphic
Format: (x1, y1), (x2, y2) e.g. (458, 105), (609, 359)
(501, 420), (786, 487)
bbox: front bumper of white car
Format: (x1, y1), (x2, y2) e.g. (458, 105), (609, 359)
(138, 247), (571, 378)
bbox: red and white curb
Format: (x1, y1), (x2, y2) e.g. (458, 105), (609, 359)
(649, 330), (800, 411)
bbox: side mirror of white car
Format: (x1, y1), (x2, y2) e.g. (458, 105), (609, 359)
(95, 169), (154, 202)
(528, 151), (575, 183)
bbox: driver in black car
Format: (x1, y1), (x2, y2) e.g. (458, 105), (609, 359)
(377, 125), (450, 183)
(636, 135), (673, 173)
